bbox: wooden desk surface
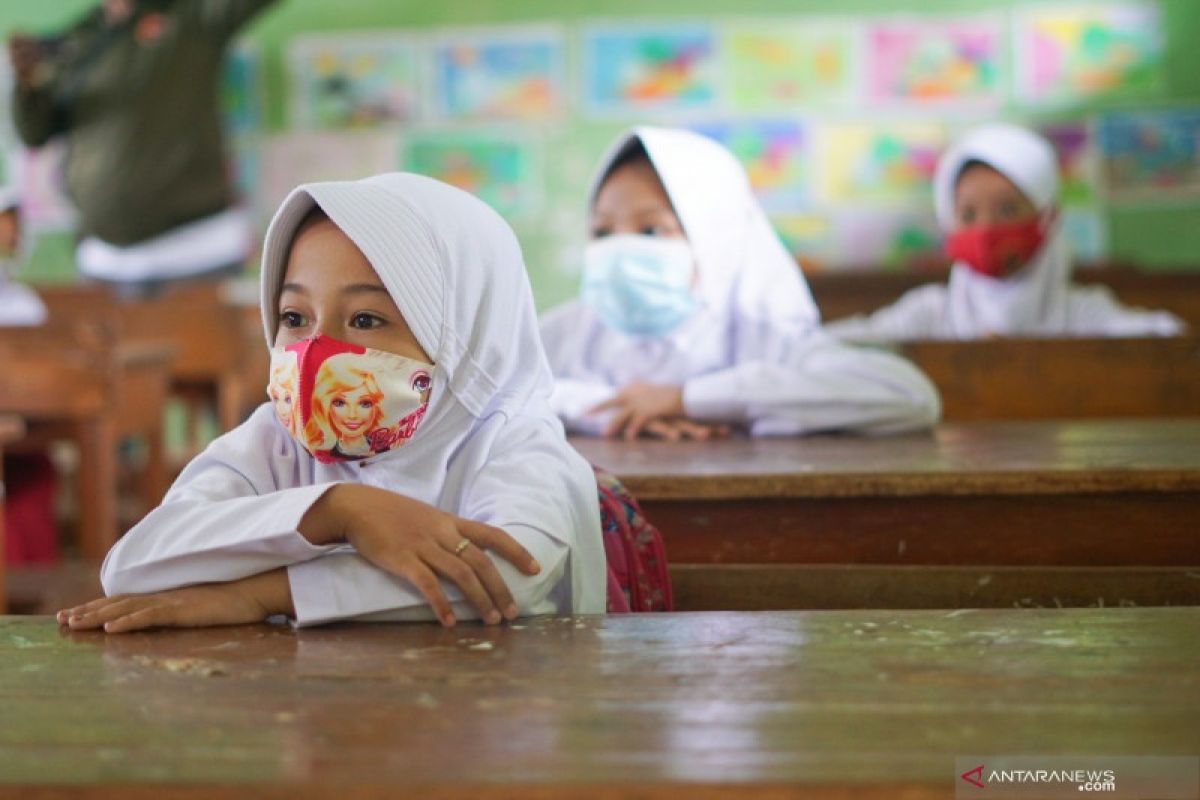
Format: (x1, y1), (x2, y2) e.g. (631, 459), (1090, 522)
(0, 415), (23, 446)
(572, 420), (1200, 500)
(1, 608), (1197, 799)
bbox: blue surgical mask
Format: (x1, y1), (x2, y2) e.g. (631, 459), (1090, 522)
(581, 234), (698, 338)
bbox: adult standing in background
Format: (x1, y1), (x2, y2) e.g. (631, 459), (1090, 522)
(6, 0), (276, 295)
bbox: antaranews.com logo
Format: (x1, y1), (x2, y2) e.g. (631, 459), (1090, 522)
(954, 756), (1198, 799)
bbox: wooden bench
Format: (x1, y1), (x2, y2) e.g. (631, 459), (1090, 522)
(891, 337), (1200, 420)
(0, 415), (26, 614)
(1, 607), (1197, 798)
(574, 420), (1200, 610)
(809, 265), (1200, 328)
(36, 282), (269, 450)
(0, 324), (174, 561)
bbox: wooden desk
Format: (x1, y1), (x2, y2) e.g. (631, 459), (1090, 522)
(36, 283), (269, 441)
(809, 266), (1200, 328)
(573, 420), (1200, 610)
(891, 337), (1200, 420)
(0, 416), (26, 614)
(0, 328), (174, 561)
(1, 608), (1197, 798)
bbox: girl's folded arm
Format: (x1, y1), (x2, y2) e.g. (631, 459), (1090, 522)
(100, 406), (341, 596)
(682, 334), (941, 436)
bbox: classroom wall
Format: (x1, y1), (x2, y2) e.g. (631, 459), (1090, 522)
(2, 0), (1198, 310)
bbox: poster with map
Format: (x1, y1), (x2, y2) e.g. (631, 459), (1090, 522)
(690, 119), (811, 212)
(582, 23), (719, 115)
(866, 17), (1004, 107)
(722, 23), (855, 110)
(432, 28), (564, 121)
(289, 35), (421, 129)
(820, 122), (946, 204)
(402, 131), (539, 217)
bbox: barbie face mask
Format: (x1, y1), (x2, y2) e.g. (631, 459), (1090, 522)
(267, 335), (433, 463)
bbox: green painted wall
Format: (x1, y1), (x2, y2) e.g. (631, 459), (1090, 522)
(3, 0), (1198, 307)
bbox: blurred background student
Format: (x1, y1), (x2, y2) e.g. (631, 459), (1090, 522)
(6, 0), (274, 296)
(828, 124), (1187, 341)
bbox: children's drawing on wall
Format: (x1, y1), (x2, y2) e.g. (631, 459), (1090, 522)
(1015, 2), (1165, 105)
(722, 23), (855, 110)
(582, 24), (719, 115)
(1098, 109), (1200, 200)
(432, 29), (565, 121)
(866, 17), (1004, 107)
(1038, 121), (1100, 206)
(820, 122), (946, 204)
(690, 119), (811, 212)
(289, 35), (420, 129)
(402, 132), (540, 217)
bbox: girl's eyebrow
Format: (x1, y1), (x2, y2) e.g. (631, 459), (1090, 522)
(342, 284), (390, 296)
(280, 282), (307, 295)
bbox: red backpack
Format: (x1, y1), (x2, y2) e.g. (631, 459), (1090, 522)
(594, 467), (673, 613)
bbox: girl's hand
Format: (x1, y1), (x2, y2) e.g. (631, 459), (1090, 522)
(57, 569), (292, 634)
(588, 382), (728, 440)
(299, 484), (541, 628)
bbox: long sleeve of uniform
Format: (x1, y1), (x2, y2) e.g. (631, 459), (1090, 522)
(549, 378), (616, 436)
(825, 285), (949, 343)
(287, 415), (605, 626)
(682, 332), (941, 436)
(100, 405), (339, 596)
(1066, 287), (1187, 338)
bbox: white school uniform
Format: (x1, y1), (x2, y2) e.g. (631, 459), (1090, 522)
(101, 173), (607, 625)
(828, 124), (1185, 341)
(0, 186), (47, 327)
(540, 126), (941, 437)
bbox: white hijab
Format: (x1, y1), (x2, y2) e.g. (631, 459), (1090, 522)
(259, 173), (605, 613)
(592, 126), (821, 334)
(544, 126), (820, 389)
(934, 123), (1071, 337)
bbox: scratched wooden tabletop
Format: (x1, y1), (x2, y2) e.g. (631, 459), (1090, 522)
(2, 608), (1197, 798)
(571, 420), (1200, 499)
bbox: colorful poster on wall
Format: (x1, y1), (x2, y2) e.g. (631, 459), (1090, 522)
(288, 35), (420, 129)
(432, 29), (564, 121)
(820, 122), (946, 204)
(1015, 3), (1165, 105)
(771, 213), (834, 272)
(722, 23), (855, 110)
(690, 119), (810, 212)
(260, 131), (398, 223)
(830, 208), (943, 270)
(582, 23), (719, 115)
(402, 132), (539, 217)
(221, 43), (263, 135)
(1038, 121), (1099, 205)
(866, 17), (1004, 107)
(1061, 207), (1108, 261)
(1097, 109), (1200, 200)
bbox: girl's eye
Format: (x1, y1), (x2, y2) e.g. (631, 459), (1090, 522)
(411, 372), (431, 392)
(999, 201), (1020, 219)
(359, 400), (373, 409)
(332, 399), (345, 408)
(639, 225), (659, 236)
(280, 311), (307, 328)
(591, 227), (611, 239)
(959, 207), (976, 225)
(351, 313), (384, 330)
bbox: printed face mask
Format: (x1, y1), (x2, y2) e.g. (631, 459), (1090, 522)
(945, 213), (1054, 279)
(581, 234), (699, 338)
(267, 334), (434, 464)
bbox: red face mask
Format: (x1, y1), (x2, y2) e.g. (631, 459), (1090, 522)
(945, 214), (1052, 279)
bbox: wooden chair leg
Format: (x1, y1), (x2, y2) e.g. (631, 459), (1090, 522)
(75, 417), (118, 563)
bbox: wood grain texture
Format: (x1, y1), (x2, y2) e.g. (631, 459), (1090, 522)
(1, 608), (1197, 798)
(0, 415), (21, 615)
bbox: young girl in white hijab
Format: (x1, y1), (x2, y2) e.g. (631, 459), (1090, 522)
(828, 123), (1185, 341)
(541, 126), (941, 439)
(59, 173), (607, 631)
(0, 186), (48, 327)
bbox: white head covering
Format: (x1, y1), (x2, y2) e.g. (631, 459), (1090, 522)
(259, 173), (605, 613)
(591, 126), (820, 332)
(933, 123), (1071, 337)
(0, 185), (18, 215)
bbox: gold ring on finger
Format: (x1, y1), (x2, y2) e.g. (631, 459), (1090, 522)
(453, 538), (471, 556)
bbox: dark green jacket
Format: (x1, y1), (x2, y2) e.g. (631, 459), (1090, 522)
(11, 0), (274, 245)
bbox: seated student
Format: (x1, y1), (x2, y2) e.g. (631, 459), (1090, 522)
(0, 185), (47, 326)
(58, 173), (609, 632)
(828, 123), (1186, 341)
(540, 126), (941, 439)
